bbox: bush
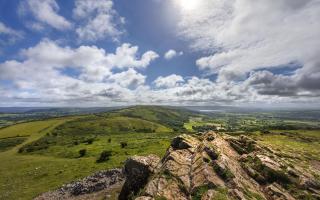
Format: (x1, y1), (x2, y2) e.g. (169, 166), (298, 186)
(120, 142), (128, 148)
(85, 138), (94, 145)
(78, 149), (86, 157)
(96, 150), (112, 163)
(108, 138), (111, 143)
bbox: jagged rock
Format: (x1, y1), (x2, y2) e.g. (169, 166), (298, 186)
(144, 176), (189, 200)
(127, 133), (267, 200)
(229, 189), (246, 200)
(119, 155), (160, 200)
(35, 169), (124, 200)
(171, 134), (200, 151)
(299, 176), (320, 190)
(240, 152), (292, 186)
(265, 183), (295, 200)
(227, 135), (259, 155)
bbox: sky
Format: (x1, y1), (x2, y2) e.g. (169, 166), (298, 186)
(0, 0), (319, 107)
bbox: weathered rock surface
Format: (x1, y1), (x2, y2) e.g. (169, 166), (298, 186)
(35, 169), (124, 200)
(121, 132), (320, 200)
(119, 155), (160, 200)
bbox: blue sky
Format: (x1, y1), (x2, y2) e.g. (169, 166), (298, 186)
(0, 0), (319, 107)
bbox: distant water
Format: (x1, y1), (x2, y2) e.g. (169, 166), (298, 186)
(198, 109), (224, 112)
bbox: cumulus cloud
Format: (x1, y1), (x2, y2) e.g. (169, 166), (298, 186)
(0, 39), (159, 106)
(107, 43), (159, 69)
(164, 49), (183, 60)
(19, 0), (72, 30)
(109, 68), (146, 88)
(73, 0), (125, 41)
(176, 0), (320, 99)
(153, 74), (184, 88)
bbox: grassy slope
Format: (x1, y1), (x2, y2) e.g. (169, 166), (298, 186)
(257, 130), (320, 161)
(0, 106), (184, 200)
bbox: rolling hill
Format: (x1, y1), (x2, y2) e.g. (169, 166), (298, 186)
(0, 106), (196, 200)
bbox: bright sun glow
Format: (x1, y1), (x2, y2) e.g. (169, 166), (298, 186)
(176, 0), (199, 11)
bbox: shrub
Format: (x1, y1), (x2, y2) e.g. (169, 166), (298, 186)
(120, 142), (128, 148)
(85, 138), (94, 145)
(96, 150), (112, 163)
(108, 138), (111, 143)
(78, 149), (86, 157)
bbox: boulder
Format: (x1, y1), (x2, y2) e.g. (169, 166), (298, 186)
(171, 134), (200, 151)
(119, 155), (160, 200)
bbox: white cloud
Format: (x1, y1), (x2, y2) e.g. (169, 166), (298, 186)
(107, 43), (159, 69)
(109, 68), (146, 88)
(175, 0), (320, 100)
(153, 74), (184, 88)
(164, 49), (183, 60)
(0, 39), (159, 106)
(0, 22), (23, 44)
(0, 22), (21, 36)
(73, 0), (125, 41)
(20, 0), (72, 30)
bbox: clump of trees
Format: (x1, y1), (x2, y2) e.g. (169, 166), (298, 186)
(192, 125), (217, 132)
(96, 150), (112, 163)
(78, 149), (86, 157)
(120, 142), (128, 148)
(84, 138), (95, 145)
(135, 128), (155, 133)
(18, 137), (53, 153)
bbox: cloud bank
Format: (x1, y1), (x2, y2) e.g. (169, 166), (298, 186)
(176, 0), (320, 100)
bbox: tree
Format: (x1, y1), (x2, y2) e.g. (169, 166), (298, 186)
(79, 149), (86, 157)
(120, 142), (128, 148)
(96, 150), (112, 163)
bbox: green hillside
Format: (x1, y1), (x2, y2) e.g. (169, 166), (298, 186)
(105, 105), (195, 131)
(0, 106), (189, 200)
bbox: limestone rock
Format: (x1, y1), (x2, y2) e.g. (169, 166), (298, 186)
(35, 169), (124, 200)
(119, 155), (160, 200)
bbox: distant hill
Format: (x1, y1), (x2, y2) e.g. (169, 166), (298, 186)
(104, 105), (197, 131)
(0, 107), (120, 114)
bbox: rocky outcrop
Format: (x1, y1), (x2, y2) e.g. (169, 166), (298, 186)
(35, 132), (320, 200)
(35, 169), (124, 200)
(121, 132), (320, 200)
(119, 155), (160, 200)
